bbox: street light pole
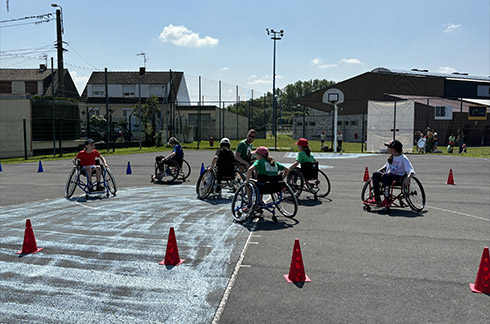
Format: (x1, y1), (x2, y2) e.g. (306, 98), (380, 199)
(266, 28), (283, 151)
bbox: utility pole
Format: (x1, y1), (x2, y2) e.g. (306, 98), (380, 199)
(52, 4), (64, 97)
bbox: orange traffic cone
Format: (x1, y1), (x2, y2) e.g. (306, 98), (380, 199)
(446, 169), (455, 185)
(159, 227), (185, 266)
(469, 247), (490, 294)
(17, 219), (43, 255)
(363, 166), (369, 182)
(284, 238), (311, 283)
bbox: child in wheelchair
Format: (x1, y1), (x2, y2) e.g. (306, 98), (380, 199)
(289, 137), (316, 174)
(245, 146), (289, 201)
(208, 137), (239, 194)
(73, 139), (109, 192)
(368, 139), (415, 207)
(152, 137), (184, 181)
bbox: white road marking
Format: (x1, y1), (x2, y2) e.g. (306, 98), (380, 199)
(284, 152), (380, 159)
(427, 205), (490, 222)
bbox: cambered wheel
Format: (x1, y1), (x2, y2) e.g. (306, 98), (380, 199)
(196, 169), (215, 199)
(403, 176), (426, 212)
(272, 183), (298, 218)
(286, 169), (304, 198)
(309, 170), (331, 198)
(105, 168), (117, 196)
(65, 168), (79, 198)
(361, 178), (373, 202)
(231, 182), (257, 222)
(180, 159), (191, 181)
(159, 159), (180, 184)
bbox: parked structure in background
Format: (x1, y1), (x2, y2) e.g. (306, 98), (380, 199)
(296, 67), (490, 151)
(79, 70), (248, 143)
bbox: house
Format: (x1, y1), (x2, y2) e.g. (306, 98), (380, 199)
(79, 70), (249, 142)
(0, 65), (79, 99)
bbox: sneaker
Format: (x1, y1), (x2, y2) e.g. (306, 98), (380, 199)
(377, 199), (390, 208)
(96, 185), (105, 191)
(366, 198), (380, 204)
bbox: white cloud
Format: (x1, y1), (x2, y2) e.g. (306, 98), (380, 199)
(311, 57), (322, 65)
(318, 64), (337, 69)
(219, 67), (229, 71)
(437, 66), (457, 74)
(443, 23), (461, 33)
(247, 74), (282, 86)
(69, 70), (89, 95)
(339, 58), (363, 64)
(158, 24), (219, 48)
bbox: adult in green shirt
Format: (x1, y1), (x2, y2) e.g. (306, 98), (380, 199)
(235, 129), (256, 169)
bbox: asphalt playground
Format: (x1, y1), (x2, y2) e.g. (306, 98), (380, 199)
(0, 150), (489, 323)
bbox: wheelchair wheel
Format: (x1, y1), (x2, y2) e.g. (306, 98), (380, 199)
(231, 182), (257, 222)
(196, 169), (215, 199)
(286, 169), (304, 198)
(159, 159), (180, 183)
(272, 183), (298, 218)
(309, 170), (331, 198)
(180, 159), (191, 180)
(403, 176), (426, 212)
(105, 168), (117, 196)
(65, 168), (79, 198)
(361, 177), (374, 201)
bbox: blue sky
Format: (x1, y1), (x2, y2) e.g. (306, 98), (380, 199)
(0, 0), (489, 101)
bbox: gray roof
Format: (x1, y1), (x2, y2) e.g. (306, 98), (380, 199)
(371, 67), (490, 82)
(86, 71), (183, 85)
(0, 68), (54, 81)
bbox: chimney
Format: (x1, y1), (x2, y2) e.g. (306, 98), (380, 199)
(39, 64), (47, 72)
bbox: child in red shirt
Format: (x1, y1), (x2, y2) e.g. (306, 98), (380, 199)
(73, 139), (108, 191)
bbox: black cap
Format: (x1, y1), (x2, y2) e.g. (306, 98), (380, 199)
(384, 139), (403, 152)
(84, 138), (95, 145)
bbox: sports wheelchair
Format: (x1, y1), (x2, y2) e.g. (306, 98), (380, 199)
(65, 159), (117, 199)
(361, 174), (426, 213)
(231, 174), (298, 223)
(196, 164), (245, 199)
(286, 161), (331, 199)
(151, 156), (191, 184)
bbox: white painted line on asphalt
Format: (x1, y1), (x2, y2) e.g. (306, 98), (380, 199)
(240, 265), (252, 268)
(284, 152), (379, 159)
(427, 205), (490, 222)
(212, 218), (258, 324)
(248, 241), (259, 245)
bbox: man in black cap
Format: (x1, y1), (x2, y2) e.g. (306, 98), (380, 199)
(368, 139), (415, 206)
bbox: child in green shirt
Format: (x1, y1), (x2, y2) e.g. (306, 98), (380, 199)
(290, 138), (316, 170)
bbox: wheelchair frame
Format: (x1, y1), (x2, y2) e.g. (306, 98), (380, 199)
(151, 157), (191, 184)
(231, 177), (298, 223)
(361, 174), (426, 213)
(287, 162), (331, 200)
(196, 166), (245, 199)
(65, 160), (117, 199)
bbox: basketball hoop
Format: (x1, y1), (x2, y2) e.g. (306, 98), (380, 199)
(322, 88), (344, 105)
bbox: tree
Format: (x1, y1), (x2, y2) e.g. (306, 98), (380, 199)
(133, 95), (160, 144)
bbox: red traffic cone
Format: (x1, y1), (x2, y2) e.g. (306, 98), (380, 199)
(159, 227), (185, 266)
(284, 239), (311, 283)
(446, 169), (455, 185)
(363, 166), (369, 182)
(470, 247), (490, 294)
(17, 219), (43, 255)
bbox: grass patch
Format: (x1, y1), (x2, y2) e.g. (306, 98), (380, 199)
(2, 134), (489, 164)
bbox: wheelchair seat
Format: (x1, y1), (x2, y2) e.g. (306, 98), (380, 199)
(256, 174), (285, 194)
(217, 163), (236, 182)
(300, 161), (319, 181)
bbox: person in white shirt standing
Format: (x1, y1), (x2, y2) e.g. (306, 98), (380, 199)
(367, 139), (415, 207)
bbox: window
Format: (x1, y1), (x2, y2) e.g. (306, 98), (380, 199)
(344, 121), (350, 125)
(309, 121), (316, 126)
(150, 86), (163, 97)
(88, 107), (100, 117)
(123, 85), (135, 97)
(351, 120), (358, 126)
(297, 122), (303, 126)
(337, 121), (342, 126)
(92, 86), (105, 97)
